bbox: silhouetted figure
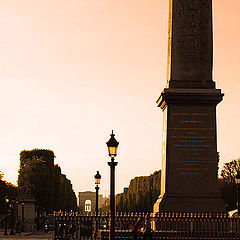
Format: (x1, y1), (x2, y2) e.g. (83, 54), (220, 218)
(143, 214), (152, 240)
(64, 223), (69, 238)
(132, 217), (142, 240)
(16, 219), (21, 235)
(69, 224), (76, 237)
(58, 223), (64, 237)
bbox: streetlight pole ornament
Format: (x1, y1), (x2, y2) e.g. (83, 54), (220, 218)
(106, 130), (119, 158)
(94, 171), (102, 185)
(94, 171), (101, 240)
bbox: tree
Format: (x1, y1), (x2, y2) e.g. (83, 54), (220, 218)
(18, 149), (55, 211)
(116, 170), (161, 212)
(221, 159), (240, 184)
(0, 171), (18, 214)
(18, 149), (77, 212)
(0, 171), (3, 180)
(219, 158), (240, 211)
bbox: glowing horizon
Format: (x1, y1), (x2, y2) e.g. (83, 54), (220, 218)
(0, 0), (239, 196)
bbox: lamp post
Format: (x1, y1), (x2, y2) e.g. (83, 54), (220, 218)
(15, 200), (20, 234)
(9, 199), (15, 235)
(94, 171), (101, 239)
(236, 171), (240, 216)
(106, 130), (119, 240)
(21, 201), (25, 232)
(15, 200), (19, 221)
(4, 197), (9, 235)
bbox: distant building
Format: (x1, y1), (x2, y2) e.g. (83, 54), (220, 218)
(78, 191), (108, 213)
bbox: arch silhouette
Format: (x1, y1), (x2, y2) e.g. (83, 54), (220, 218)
(78, 191), (108, 214)
(85, 199), (92, 212)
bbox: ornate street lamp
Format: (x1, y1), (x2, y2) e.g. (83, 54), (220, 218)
(94, 171), (101, 239)
(94, 171), (102, 214)
(236, 171), (240, 216)
(106, 130), (119, 240)
(107, 131), (119, 158)
(4, 197), (9, 235)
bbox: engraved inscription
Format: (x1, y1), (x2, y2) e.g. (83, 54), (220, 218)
(168, 106), (216, 176)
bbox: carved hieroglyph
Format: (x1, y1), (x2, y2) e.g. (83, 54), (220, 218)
(168, 0), (212, 83)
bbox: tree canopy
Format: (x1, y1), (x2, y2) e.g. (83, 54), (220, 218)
(219, 158), (240, 211)
(0, 171), (18, 214)
(116, 171), (161, 212)
(221, 159), (240, 184)
(18, 149), (77, 212)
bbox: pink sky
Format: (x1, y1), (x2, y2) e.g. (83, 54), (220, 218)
(0, 0), (239, 196)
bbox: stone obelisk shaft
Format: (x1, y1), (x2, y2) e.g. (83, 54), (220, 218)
(167, 0), (214, 89)
(154, 0), (225, 213)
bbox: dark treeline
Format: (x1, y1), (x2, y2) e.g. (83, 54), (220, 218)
(116, 157), (240, 213)
(116, 171), (161, 212)
(2, 150), (239, 214)
(18, 149), (77, 212)
(0, 172), (18, 215)
(218, 158), (240, 211)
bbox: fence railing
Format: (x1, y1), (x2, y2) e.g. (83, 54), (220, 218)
(53, 212), (240, 240)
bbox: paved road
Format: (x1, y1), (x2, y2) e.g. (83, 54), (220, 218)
(0, 231), (53, 240)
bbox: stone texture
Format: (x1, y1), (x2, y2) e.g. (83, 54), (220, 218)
(154, 0), (226, 213)
(18, 197), (36, 232)
(154, 89), (225, 212)
(167, 0), (215, 89)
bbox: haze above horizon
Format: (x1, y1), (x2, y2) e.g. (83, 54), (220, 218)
(0, 0), (239, 195)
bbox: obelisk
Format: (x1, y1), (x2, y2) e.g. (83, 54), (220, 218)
(153, 0), (226, 213)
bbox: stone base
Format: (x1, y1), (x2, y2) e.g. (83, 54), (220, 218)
(18, 196), (36, 232)
(24, 219), (37, 232)
(153, 194), (226, 213)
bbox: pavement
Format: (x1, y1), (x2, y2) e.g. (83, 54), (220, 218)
(0, 231), (53, 240)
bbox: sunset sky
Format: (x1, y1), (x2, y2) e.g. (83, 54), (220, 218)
(0, 0), (240, 196)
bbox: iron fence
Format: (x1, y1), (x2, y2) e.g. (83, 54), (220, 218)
(54, 212), (240, 240)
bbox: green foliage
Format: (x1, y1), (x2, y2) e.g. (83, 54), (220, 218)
(221, 159), (240, 184)
(18, 149), (77, 212)
(116, 170), (161, 212)
(219, 158), (240, 211)
(0, 172), (18, 214)
(0, 171), (3, 180)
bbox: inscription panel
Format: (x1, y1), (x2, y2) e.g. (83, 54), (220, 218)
(166, 105), (218, 196)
